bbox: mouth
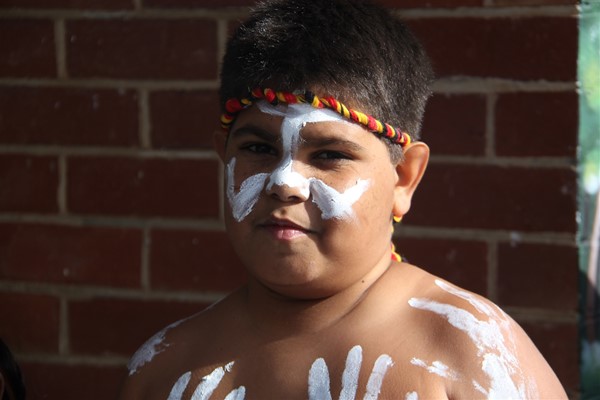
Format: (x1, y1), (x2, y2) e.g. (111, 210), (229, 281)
(259, 217), (313, 240)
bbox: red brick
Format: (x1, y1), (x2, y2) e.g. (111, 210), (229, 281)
(0, 292), (60, 353)
(145, 0), (256, 7)
(379, 0), (482, 6)
(497, 242), (578, 311)
(519, 321), (579, 393)
(0, 154), (58, 213)
(67, 156), (220, 218)
(151, 229), (247, 291)
(421, 94), (486, 156)
(0, 87), (139, 147)
(21, 361), (126, 400)
(396, 237), (488, 296)
(0, 20), (56, 78)
(408, 18), (577, 81)
(0, 0), (131, 9)
(495, 92), (578, 157)
(150, 90), (220, 149)
(409, 164), (577, 232)
(0, 223), (142, 287)
(67, 19), (218, 80)
(492, 0), (576, 5)
(69, 298), (208, 355)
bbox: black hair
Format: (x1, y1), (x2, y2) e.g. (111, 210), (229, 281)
(219, 0), (434, 161)
(0, 340), (25, 400)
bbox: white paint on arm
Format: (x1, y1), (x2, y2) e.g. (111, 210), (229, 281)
(127, 318), (185, 376)
(405, 391), (419, 400)
(408, 295), (536, 399)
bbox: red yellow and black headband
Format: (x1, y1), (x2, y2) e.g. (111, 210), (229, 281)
(220, 88), (412, 148)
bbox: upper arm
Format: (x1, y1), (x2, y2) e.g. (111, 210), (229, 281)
(407, 278), (567, 399)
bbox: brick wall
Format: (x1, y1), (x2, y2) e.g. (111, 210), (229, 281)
(0, 0), (580, 398)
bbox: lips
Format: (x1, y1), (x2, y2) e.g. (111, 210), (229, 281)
(259, 217), (313, 240)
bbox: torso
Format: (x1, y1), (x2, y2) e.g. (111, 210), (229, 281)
(120, 263), (565, 400)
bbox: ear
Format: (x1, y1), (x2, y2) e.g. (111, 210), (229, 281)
(392, 142), (429, 217)
(213, 130), (228, 162)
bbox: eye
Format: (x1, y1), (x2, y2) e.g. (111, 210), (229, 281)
(313, 150), (352, 161)
(241, 143), (277, 155)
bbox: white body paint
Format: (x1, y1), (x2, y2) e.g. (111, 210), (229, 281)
(226, 102), (371, 222)
(410, 358), (458, 381)
(308, 345), (393, 400)
(408, 280), (538, 399)
(405, 391), (419, 400)
(128, 318), (185, 376)
(168, 362), (245, 400)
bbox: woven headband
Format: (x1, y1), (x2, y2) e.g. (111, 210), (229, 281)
(220, 88), (412, 147)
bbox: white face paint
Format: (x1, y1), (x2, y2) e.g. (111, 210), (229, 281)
(408, 280), (538, 399)
(226, 101), (371, 222)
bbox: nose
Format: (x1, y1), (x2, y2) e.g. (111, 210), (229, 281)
(265, 168), (311, 202)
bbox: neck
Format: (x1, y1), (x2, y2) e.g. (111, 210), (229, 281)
(242, 256), (393, 338)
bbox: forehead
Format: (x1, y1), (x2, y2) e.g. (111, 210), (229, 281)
(231, 101), (382, 143)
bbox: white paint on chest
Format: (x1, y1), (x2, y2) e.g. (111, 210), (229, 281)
(226, 102), (370, 222)
(308, 345), (393, 400)
(410, 358), (458, 381)
(167, 362), (245, 400)
(408, 279), (538, 399)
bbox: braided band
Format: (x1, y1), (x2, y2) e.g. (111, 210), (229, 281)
(220, 88), (412, 147)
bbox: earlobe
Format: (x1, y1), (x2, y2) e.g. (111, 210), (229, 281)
(392, 142), (429, 217)
(213, 130), (228, 162)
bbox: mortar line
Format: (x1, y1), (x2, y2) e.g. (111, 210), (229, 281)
(485, 92), (498, 158)
(138, 88), (152, 149)
(59, 297), (70, 355)
(141, 227), (151, 290)
(57, 155), (68, 215)
(487, 240), (499, 302)
(53, 19), (68, 79)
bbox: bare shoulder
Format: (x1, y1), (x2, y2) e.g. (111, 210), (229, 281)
(119, 291), (245, 400)
(391, 264), (567, 399)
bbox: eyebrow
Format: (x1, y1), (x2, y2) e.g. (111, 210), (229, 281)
(229, 124), (279, 142)
(301, 136), (366, 152)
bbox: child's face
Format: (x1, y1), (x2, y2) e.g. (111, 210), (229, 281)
(216, 101), (412, 298)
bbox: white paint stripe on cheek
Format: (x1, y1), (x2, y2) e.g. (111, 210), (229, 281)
(364, 354), (393, 400)
(310, 178), (371, 220)
(308, 357), (333, 400)
(167, 371), (191, 400)
(339, 345), (363, 400)
(226, 158), (268, 222)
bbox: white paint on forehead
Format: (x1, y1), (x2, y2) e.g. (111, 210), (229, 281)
(410, 358), (458, 381)
(226, 101), (371, 222)
(127, 318), (185, 376)
(408, 290), (536, 399)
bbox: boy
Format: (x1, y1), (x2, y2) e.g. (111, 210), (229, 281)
(120, 0), (567, 398)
